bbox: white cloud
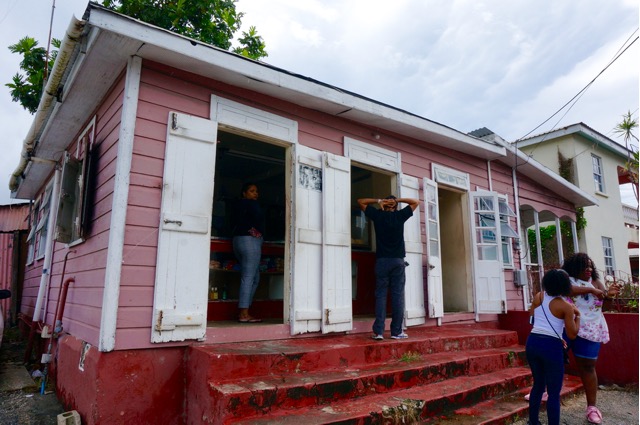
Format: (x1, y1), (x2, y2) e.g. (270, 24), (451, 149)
(0, 0), (637, 207)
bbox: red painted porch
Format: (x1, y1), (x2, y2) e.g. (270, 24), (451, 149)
(50, 321), (586, 424)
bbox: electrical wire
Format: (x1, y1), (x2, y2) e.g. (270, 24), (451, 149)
(513, 29), (639, 170)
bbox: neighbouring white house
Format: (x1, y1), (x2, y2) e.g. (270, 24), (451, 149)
(516, 123), (639, 281)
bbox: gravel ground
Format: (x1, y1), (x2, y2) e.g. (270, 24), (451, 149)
(0, 328), (65, 425)
(511, 385), (639, 425)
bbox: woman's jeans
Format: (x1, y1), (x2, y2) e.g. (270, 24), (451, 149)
(526, 333), (565, 425)
(373, 258), (406, 336)
(233, 236), (263, 309)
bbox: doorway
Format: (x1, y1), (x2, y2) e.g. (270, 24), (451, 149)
(207, 131), (287, 322)
(350, 164), (395, 316)
(438, 187), (473, 313)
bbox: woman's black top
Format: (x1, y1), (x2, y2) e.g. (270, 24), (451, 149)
(231, 198), (265, 237)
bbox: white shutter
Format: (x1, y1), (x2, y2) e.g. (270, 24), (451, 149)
(424, 178), (443, 318)
(55, 154), (81, 243)
(290, 146), (324, 334)
(400, 175), (425, 326)
(151, 112), (217, 343)
(470, 190), (506, 314)
(321, 152), (352, 333)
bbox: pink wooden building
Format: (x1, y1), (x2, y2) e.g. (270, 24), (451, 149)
(9, 4), (597, 423)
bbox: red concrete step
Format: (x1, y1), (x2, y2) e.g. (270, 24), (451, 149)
(225, 367), (540, 424)
(430, 375), (584, 425)
(208, 346), (526, 420)
(188, 326), (519, 382)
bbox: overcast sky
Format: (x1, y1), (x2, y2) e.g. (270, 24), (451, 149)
(1, 0), (638, 206)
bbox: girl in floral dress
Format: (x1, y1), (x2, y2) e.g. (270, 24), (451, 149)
(562, 253), (620, 424)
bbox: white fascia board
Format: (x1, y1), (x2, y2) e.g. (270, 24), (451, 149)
(87, 6), (505, 159)
(514, 123), (633, 159)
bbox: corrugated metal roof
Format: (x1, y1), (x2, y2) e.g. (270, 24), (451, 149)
(0, 203), (30, 232)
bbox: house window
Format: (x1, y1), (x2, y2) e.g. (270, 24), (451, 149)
(26, 201), (39, 264)
(592, 154), (605, 193)
(477, 196), (518, 266)
(36, 181), (54, 259)
(56, 120), (94, 244)
(602, 237), (615, 276)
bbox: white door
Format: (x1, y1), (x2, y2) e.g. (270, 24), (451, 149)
(290, 146), (324, 334)
(470, 190), (506, 314)
(423, 178), (443, 319)
(321, 152), (352, 333)
(400, 175), (425, 326)
(151, 112), (217, 343)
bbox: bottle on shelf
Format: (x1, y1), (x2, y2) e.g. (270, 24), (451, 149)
(221, 284), (227, 300)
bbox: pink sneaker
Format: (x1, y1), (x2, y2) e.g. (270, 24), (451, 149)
(586, 405), (602, 424)
(524, 392), (548, 402)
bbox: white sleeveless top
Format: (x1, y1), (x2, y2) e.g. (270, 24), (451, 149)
(531, 292), (565, 339)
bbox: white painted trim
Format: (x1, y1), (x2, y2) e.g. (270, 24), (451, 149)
(555, 217), (564, 265)
(343, 137), (401, 173)
(210, 95), (298, 144)
(32, 169), (61, 323)
(99, 56), (141, 352)
(431, 163), (470, 191)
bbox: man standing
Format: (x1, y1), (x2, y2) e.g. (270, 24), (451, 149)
(357, 195), (419, 340)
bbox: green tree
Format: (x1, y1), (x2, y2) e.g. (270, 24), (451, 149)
(7, 0), (267, 113)
(613, 110), (639, 202)
(6, 37), (60, 114)
(101, 0), (267, 60)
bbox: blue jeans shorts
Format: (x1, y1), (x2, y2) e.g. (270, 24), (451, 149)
(564, 334), (601, 360)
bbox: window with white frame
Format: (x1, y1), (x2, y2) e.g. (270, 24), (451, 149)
(499, 198), (518, 267)
(55, 119), (94, 244)
(26, 201), (39, 264)
(35, 181), (54, 259)
(602, 237), (615, 276)
(476, 195), (519, 266)
(592, 154), (605, 193)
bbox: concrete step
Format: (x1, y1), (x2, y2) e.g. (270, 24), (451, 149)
(209, 346), (527, 420)
(431, 375), (584, 425)
(189, 326), (519, 382)
(186, 325), (531, 424)
(225, 367), (544, 424)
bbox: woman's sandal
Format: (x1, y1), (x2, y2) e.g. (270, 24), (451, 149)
(238, 316), (263, 323)
(586, 405), (602, 424)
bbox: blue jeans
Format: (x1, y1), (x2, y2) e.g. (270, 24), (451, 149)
(233, 236), (263, 309)
(373, 258), (406, 336)
(526, 333), (565, 425)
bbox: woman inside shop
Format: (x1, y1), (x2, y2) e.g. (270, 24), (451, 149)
(232, 182), (265, 323)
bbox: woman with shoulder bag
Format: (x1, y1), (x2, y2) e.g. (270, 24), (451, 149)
(526, 269), (581, 425)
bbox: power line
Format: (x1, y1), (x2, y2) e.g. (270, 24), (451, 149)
(517, 31), (638, 144)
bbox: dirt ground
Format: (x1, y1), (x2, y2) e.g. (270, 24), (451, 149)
(0, 326), (637, 425)
(0, 327), (66, 425)
(511, 386), (639, 425)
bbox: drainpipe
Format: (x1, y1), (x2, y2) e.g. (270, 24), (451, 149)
(9, 17), (85, 192)
(32, 168), (61, 323)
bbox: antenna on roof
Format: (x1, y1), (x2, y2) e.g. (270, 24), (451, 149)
(43, 0), (57, 87)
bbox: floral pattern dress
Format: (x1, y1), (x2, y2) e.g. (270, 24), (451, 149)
(567, 277), (609, 344)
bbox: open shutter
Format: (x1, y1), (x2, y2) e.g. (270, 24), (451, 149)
(470, 190), (506, 314)
(400, 175), (425, 326)
(55, 153), (81, 243)
(321, 152), (352, 333)
(151, 112), (217, 343)
(424, 177), (443, 319)
(290, 146), (324, 334)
